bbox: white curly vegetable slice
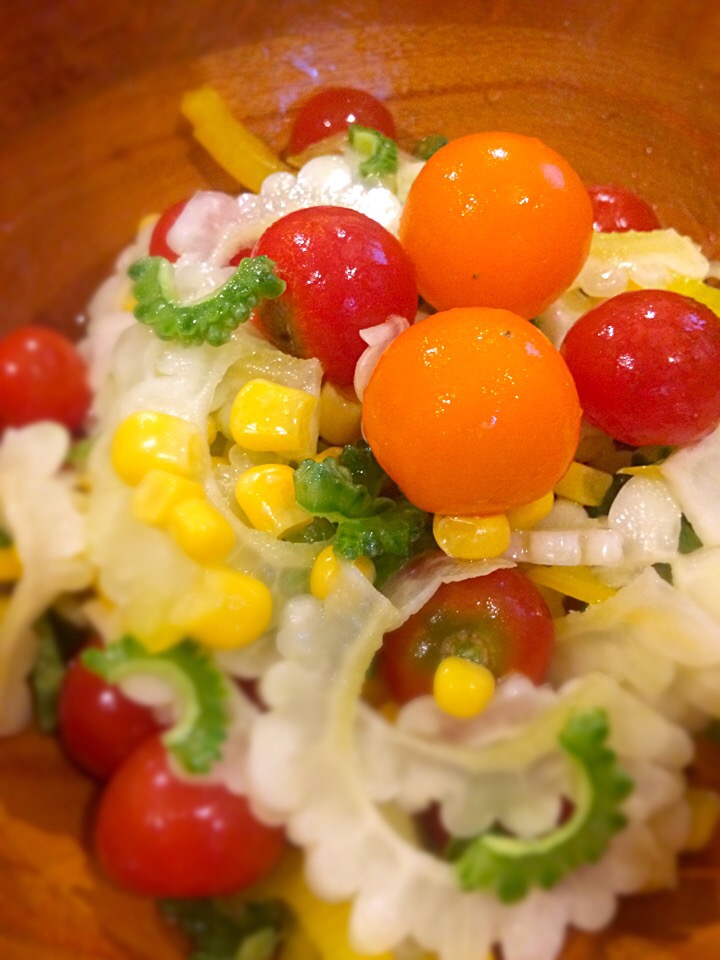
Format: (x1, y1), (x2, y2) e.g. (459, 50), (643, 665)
(0, 424), (92, 733)
(247, 567), (691, 960)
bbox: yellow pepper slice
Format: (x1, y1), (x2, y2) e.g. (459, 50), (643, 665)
(181, 87), (290, 192)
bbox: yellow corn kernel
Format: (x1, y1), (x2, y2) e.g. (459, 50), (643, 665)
(235, 464), (313, 537)
(131, 469), (205, 527)
(167, 497), (235, 564)
(433, 656), (496, 719)
(230, 379), (317, 459)
(0, 545), (22, 583)
(311, 446), (343, 462)
(433, 513), (510, 560)
(524, 565), (618, 605)
(554, 461), (612, 507)
(171, 566), (272, 649)
(111, 411), (203, 486)
(310, 545), (375, 600)
(684, 788), (720, 851)
(506, 491), (555, 530)
(207, 415), (218, 446)
(181, 87), (290, 193)
(318, 382), (362, 446)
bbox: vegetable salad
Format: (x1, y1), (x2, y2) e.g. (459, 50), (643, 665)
(2, 85), (720, 960)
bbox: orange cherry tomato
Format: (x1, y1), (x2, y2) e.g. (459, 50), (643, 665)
(399, 132), (593, 318)
(362, 307), (582, 515)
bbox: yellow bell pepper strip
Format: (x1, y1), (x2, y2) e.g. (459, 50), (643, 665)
(181, 86), (290, 192)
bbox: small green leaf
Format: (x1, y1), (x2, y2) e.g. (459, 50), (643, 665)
(83, 636), (230, 774)
(130, 255), (285, 347)
(294, 457), (382, 521)
(348, 124), (398, 177)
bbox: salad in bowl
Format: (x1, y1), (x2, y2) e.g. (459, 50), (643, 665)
(2, 84), (720, 960)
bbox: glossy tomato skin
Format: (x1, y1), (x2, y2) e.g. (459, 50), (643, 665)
(59, 651), (162, 781)
(95, 736), (285, 898)
(399, 132), (593, 317)
(289, 86), (396, 155)
(148, 199), (188, 261)
(561, 289), (720, 446)
(252, 206), (417, 386)
(377, 568), (555, 705)
(0, 326), (91, 433)
(586, 185), (661, 233)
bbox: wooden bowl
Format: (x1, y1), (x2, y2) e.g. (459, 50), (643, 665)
(2, 2), (720, 958)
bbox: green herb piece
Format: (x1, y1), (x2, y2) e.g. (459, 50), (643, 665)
(160, 898), (289, 960)
(281, 516), (337, 544)
(449, 709), (633, 903)
(337, 442), (387, 497)
(679, 515), (703, 554)
(29, 618), (66, 734)
(83, 636), (229, 774)
(348, 124), (398, 177)
(585, 472), (632, 519)
(334, 501), (428, 562)
(294, 456), (383, 522)
(0, 528), (13, 548)
(129, 255), (285, 347)
(414, 134), (449, 160)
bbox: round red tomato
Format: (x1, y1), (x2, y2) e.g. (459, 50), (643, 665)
(252, 206), (417, 386)
(0, 326), (91, 433)
(59, 651), (162, 780)
(377, 567), (555, 705)
(561, 289), (720, 446)
(288, 86), (396, 155)
(95, 737), (285, 898)
(586, 185), (661, 233)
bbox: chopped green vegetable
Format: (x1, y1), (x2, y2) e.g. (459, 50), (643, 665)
(66, 437), (94, 469)
(29, 617), (66, 734)
(83, 636), (230, 774)
(414, 134), (449, 160)
(0, 528), (12, 548)
(679, 514), (703, 554)
(337, 442), (387, 497)
(160, 897), (289, 960)
(449, 709), (633, 903)
(348, 124), (398, 177)
(281, 516), (337, 544)
(129, 255), (285, 347)
(294, 447), (430, 583)
(294, 457), (381, 521)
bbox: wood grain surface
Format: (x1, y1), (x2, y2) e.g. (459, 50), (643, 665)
(2, 2), (720, 958)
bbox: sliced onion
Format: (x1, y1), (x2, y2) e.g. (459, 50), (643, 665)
(353, 314), (410, 400)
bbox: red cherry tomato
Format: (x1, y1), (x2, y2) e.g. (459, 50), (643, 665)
(586, 185), (661, 233)
(0, 326), (91, 434)
(252, 206), (417, 386)
(377, 568), (555, 705)
(149, 199), (189, 262)
(289, 86), (396, 155)
(561, 289), (720, 447)
(58, 649), (162, 780)
(95, 736), (285, 897)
